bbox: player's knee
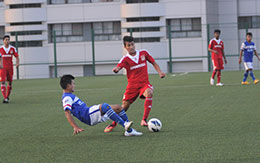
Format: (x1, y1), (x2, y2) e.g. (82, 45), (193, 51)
(122, 102), (130, 111)
(101, 103), (111, 113)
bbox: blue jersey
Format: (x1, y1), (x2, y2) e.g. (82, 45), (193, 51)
(241, 41), (256, 62)
(62, 93), (91, 125)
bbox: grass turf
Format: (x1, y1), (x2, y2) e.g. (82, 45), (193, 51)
(0, 71), (260, 163)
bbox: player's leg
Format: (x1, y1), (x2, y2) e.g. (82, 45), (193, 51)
(104, 100), (131, 133)
(0, 69), (8, 103)
(104, 87), (138, 133)
(100, 103), (132, 131)
(210, 59), (217, 85)
(109, 104), (142, 136)
(242, 63), (250, 85)
(216, 58), (224, 86)
(141, 87), (153, 126)
(6, 69), (13, 100)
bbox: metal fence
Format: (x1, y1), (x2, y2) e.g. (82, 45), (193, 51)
(9, 22), (260, 79)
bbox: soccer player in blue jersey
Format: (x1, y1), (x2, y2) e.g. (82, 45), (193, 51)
(60, 74), (142, 136)
(239, 32), (260, 85)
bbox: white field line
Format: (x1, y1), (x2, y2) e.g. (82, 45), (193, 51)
(171, 72), (189, 77)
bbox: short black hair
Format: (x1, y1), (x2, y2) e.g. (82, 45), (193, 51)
(214, 29), (221, 34)
(246, 32), (253, 36)
(3, 35), (10, 41)
(123, 36), (134, 46)
(60, 74), (75, 89)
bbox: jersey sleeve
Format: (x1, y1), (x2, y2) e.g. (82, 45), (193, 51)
(62, 96), (73, 111)
(240, 42), (245, 50)
(117, 56), (126, 68)
(145, 50), (155, 64)
(208, 39), (213, 49)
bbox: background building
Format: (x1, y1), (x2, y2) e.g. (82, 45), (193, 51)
(0, 0), (260, 79)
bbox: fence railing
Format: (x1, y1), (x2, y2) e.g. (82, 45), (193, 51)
(9, 22), (260, 79)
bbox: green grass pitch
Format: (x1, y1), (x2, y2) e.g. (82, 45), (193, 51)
(0, 71), (260, 163)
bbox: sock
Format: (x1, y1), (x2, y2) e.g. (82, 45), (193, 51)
(1, 84), (7, 99)
(118, 110), (132, 132)
(143, 97), (153, 121)
(243, 71), (249, 82)
(249, 70), (256, 81)
(217, 71), (221, 83)
(7, 85), (12, 98)
(119, 110), (129, 122)
(211, 70), (216, 79)
(101, 103), (125, 127)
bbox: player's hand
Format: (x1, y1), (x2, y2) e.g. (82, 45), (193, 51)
(224, 59), (227, 64)
(16, 63), (19, 68)
(112, 67), (120, 73)
(214, 50), (218, 54)
(159, 72), (166, 78)
(258, 58), (260, 62)
(238, 59), (242, 64)
(73, 127), (84, 135)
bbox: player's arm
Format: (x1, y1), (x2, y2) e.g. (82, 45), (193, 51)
(112, 66), (122, 73)
(254, 50), (260, 61)
(222, 50), (227, 64)
(64, 110), (84, 135)
(15, 56), (19, 68)
(152, 61), (165, 78)
(239, 50), (243, 64)
(0, 56), (2, 69)
(208, 48), (218, 54)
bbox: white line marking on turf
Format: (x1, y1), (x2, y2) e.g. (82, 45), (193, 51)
(171, 72), (189, 77)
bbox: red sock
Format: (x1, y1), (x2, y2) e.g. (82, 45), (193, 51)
(217, 71), (221, 83)
(112, 121), (117, 127)
(143, 97), (153, 120)
(1, 84), (7, 99)
(7, 85), (12, 98)
(211, 70), (216, 79)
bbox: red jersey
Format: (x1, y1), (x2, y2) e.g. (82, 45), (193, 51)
(117, 50), (155, 85)
(208, 38), (224, 59)
(0, 45), (18, 69)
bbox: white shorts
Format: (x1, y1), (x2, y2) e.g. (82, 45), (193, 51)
(244, 62), (253, 70)
(88, 105), (109, 126)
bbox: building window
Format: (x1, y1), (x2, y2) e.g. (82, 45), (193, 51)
(127, 27), (160, 32)
(0, 26), (5, 44)
(238, 16), (260, 29)
(10, 31), (42, 36)
(10, 22), (42, 26)
(126, 17), (160, 22)
(48, 0), (119, 4)
(9, 3), (41, 9)
(134, 37), (160, 43)
(167, 18), (201, 38)
(92, 21), (121, 41)
(126, 0), (158, 3)
(49, 21), (121, 43)
(10, 41), (43, 47)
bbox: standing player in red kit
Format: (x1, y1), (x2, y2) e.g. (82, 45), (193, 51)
(104, 36), (166, 132)
(208, 29), (227, 86)
(0, 35), (19, 103)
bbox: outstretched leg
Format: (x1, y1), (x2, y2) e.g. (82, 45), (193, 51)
(100, 103), (132, 131)
(104, 101), (131, 133)
(141, 88), (153, 126)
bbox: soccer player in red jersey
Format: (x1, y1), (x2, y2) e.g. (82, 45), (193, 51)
(208, 29), (227, 86)
(104, 36), (166, 132)
(0, 35), (19, 103)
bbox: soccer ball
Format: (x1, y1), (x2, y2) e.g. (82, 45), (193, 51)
(147, 118), (162, 132)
